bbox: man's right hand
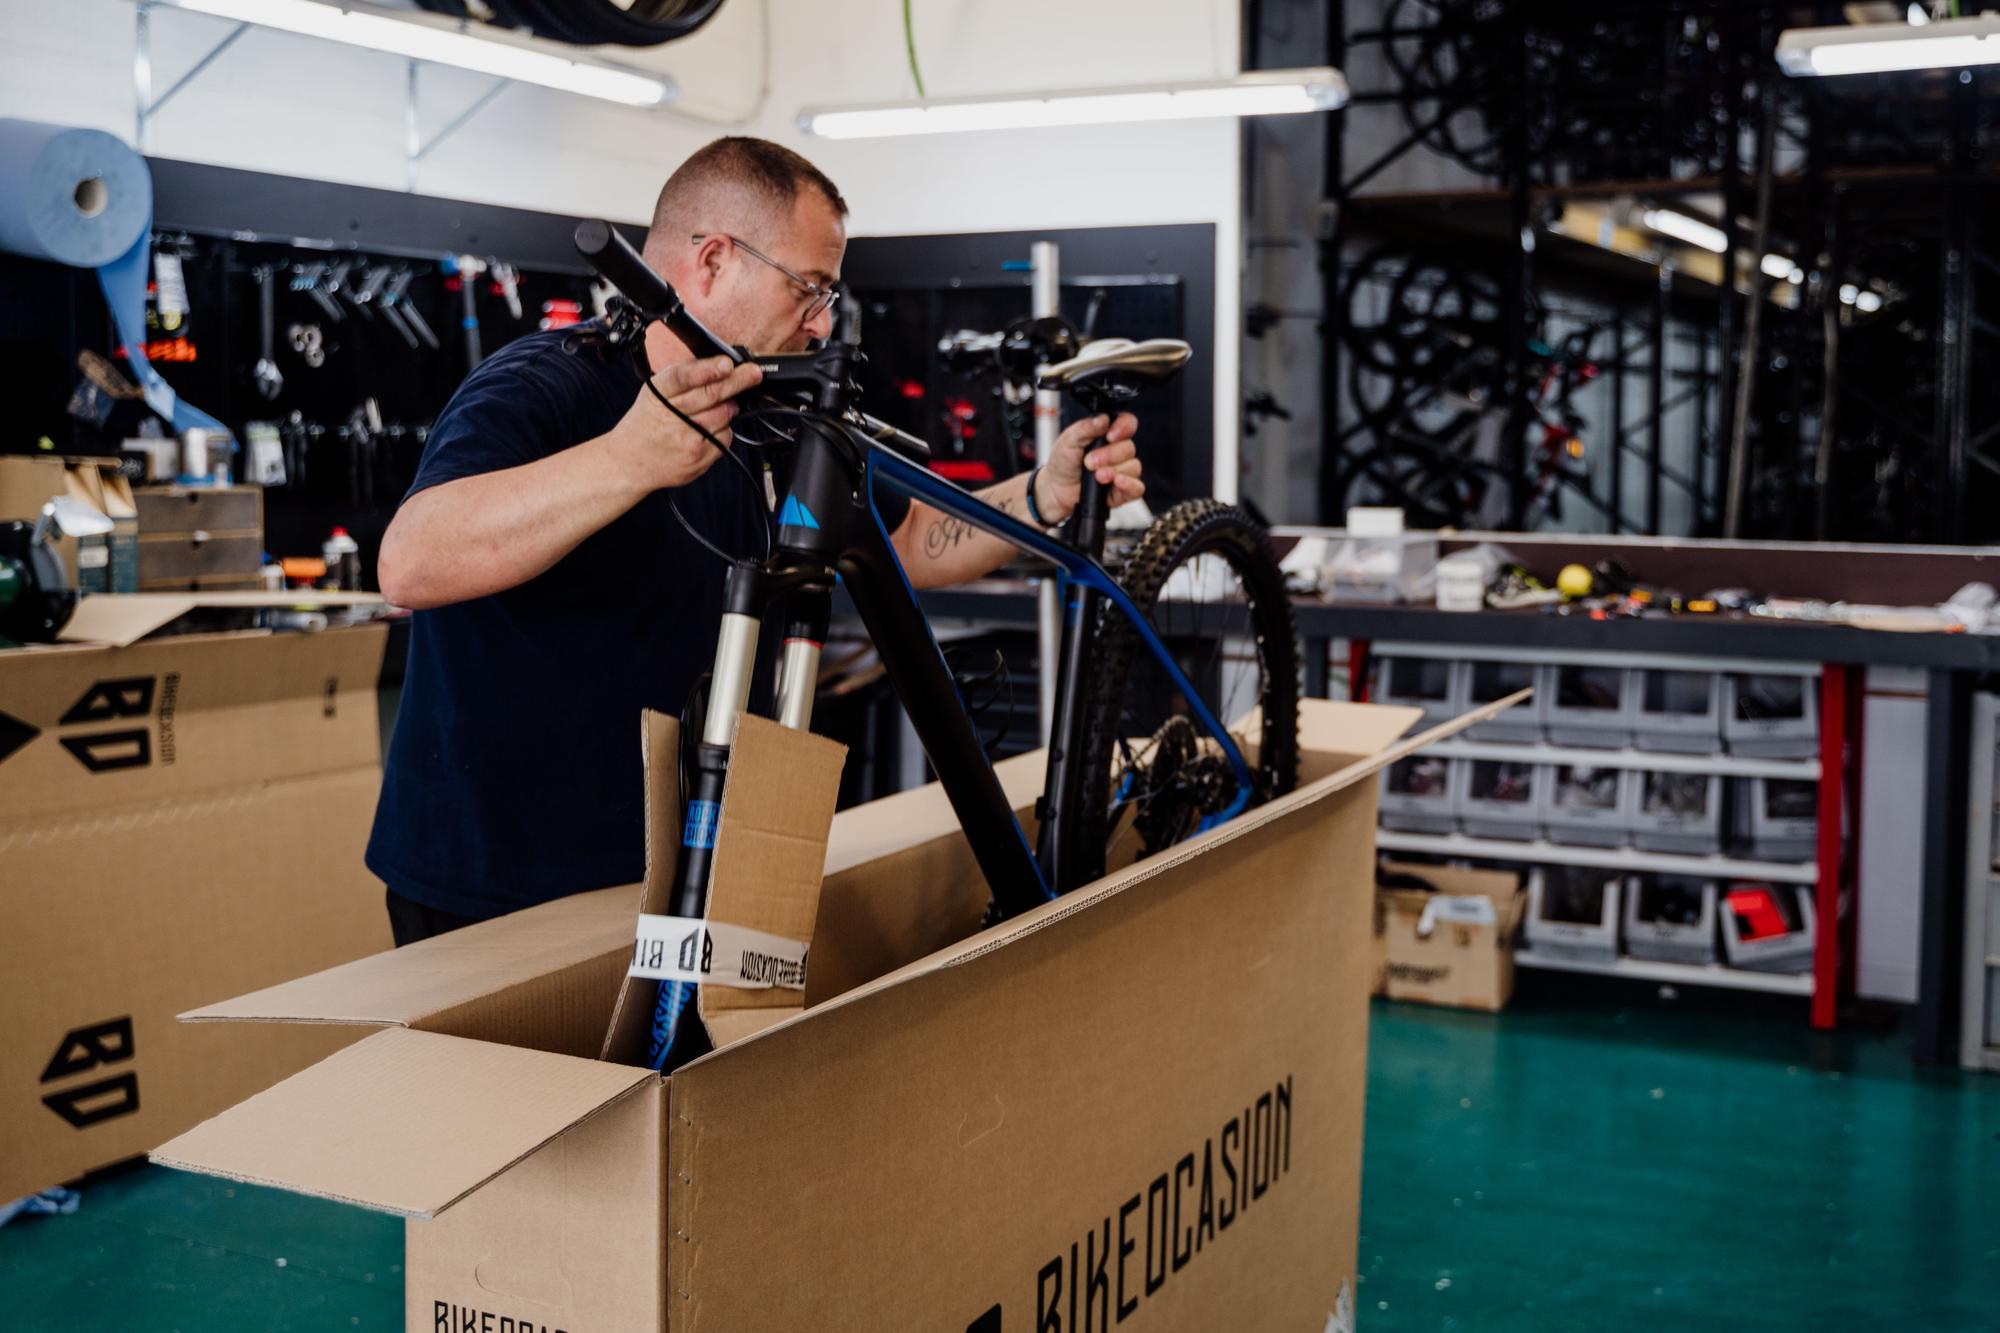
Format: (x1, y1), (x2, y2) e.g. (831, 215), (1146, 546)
(605, 355), (765, 491)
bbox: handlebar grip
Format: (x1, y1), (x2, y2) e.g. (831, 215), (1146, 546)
(573, 220), (742, 364)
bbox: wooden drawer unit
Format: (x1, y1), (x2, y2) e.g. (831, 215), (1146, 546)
(135, 485), (264, 591)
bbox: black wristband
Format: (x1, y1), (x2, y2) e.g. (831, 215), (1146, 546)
(1024, 466), (1052, 527)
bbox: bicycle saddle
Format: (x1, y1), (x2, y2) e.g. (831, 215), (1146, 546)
(1036, 337), (1193, 393)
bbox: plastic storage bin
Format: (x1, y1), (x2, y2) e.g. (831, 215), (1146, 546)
(1634, 670), (1724, 754)
(1524, 865), (1622, 963)
(1463, 659), (1543, 743)
(1622, 874), (1719, 965)
(1374, 655), (1459, 730)
(1720, 882), (1816, 973)
(1630, 770), (1725, 855)
(1542, 764), (1632, 847)
(1741, 776), (1818, 861)
(1541, 664), (1636, 748)
(1379, 754), (1458, 834)
(1724, 674), (1819, 758)
(1456, 758), (1543, 841)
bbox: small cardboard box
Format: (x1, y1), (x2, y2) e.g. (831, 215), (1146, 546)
(1374, 861), (1525, 1011)
(152, 696), (1514, 1332)
(0, 625), (394, 1201)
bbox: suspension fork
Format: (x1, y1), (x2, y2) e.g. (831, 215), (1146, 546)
(649, 560), (832, 1072)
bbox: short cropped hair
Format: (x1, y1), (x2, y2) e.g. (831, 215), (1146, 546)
(648, 136), (848, 245)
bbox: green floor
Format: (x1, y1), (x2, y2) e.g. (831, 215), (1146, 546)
(2, 983), (1995, 1331)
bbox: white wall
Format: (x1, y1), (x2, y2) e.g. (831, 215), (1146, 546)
(0, 0), (1243, 493)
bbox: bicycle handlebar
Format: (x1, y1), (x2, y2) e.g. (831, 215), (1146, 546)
(573, 219), (743, 365)
(575, 219), (931, 459)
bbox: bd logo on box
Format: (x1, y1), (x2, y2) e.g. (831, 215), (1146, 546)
(0, 674), (177, 773)
(40, 1016), (140, 1129)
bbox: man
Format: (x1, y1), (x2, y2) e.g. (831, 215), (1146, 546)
(368, 137), (1144, 944)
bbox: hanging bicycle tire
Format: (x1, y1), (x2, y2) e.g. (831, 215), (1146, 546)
(1076, 499), (1300, 881)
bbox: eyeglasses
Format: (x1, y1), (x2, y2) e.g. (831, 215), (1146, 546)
(692, 233), (841, 319)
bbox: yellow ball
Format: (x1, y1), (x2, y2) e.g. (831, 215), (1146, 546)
(1557, 563), (1594, 599)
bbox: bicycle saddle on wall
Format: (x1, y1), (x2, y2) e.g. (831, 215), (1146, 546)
(1037, 338), (1193, 394)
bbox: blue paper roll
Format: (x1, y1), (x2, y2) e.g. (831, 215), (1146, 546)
(0, 117), (226, 437)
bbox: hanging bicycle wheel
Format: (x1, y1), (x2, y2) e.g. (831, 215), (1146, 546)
(1076, 499), (1300, 882)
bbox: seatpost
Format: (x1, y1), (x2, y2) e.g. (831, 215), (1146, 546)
(1035, 402), (1119, 892)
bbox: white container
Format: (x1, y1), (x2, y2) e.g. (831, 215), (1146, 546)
(1524, 866), (1622, 964)
(1435, 555), (1487, 612)
(178, 428), (214, 485)
(1622, 874), (1719, 965)
(322, 527), (361, 591)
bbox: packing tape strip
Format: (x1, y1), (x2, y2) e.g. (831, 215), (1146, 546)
(630, 913), (809, 990)
(0, 117), (226, 437)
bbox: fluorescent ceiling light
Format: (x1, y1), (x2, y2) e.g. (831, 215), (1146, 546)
(156, 0), (673, 106)
(1777, 15), (2000, 77)
(1641, 208), (1729, 254)
(798, 67), (1348, 139)
(1760, 252), (1796, 279)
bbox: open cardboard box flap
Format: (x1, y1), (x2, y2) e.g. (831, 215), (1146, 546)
(151, 1028), (653, 1218)
(59, 592), (393, 647)
(150, 690), (1525, 1226)
(180, 885), (637, 1055)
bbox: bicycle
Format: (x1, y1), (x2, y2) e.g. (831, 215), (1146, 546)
(572, 221), (1301, 1073)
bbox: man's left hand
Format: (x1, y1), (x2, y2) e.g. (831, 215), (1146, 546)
(1039, 412), (1144, 524)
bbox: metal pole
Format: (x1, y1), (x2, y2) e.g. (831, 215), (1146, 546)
(1814, 188), (1842, 541)
(1938, 205), (1970, 544)
(1609, 311), (1625, 533)
(1724, 69), (1778, 539)
(1648, 266), (1667, 534)
(1710, 9), (1746, 539)
(1317, 0), (1347, 525)
(1497, 7), (1534, 530)
(1030, 239), (1061, 745)
(405, 61), (421, 193)
(133, 2), (153, 151)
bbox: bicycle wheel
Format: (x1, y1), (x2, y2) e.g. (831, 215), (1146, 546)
(1077, 499), (1300, 880)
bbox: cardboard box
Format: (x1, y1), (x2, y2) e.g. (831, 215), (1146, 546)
(151, 696), (1509, 1333)
(0, 625), (394, 1201)
(1374, 861), (1525, 1011)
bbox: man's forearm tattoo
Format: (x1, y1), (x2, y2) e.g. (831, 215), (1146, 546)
(921, 493), (1021, 559)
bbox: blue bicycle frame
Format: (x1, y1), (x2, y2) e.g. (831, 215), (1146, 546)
(571, 215), (1257, 1071)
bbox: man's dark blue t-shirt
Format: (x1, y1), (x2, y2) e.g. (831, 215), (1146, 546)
(366, 327), (883, 919)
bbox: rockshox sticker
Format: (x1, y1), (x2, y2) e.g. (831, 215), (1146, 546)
(682, 798), (720, 849)
(629, 915), (809, 990)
